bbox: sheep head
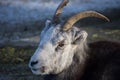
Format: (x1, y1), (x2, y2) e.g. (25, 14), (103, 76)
(29, 0), (109, 75)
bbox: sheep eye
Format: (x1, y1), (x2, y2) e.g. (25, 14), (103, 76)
(58, 43), (64, 48)
(55, 40), (65, 51)
(58, 40), (65, 47)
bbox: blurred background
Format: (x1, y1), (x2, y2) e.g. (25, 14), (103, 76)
(0, 0), (120, 80)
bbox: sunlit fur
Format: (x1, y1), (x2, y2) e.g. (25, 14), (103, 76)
(29, 20), (88, 75)
(29, 20), (120, 80)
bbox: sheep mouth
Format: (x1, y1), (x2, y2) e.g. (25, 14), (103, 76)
(32, 68), (39, 71)
(31, 67), (48, 75)
(31, 68), (41, 73)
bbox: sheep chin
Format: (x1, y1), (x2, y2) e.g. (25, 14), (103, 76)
(31, 68), (50, 75)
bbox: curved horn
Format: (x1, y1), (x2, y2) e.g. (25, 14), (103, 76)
(53, 0), (69, 23)
(62, 11), (110, 31)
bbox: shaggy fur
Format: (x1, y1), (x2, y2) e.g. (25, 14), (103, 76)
(44, 41), (120, 80)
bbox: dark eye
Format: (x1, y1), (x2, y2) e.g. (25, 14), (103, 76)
(55, 40), (65, 51)
(58, 43), (64, 48)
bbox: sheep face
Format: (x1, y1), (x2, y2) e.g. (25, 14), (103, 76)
(29, 20), (88, 75)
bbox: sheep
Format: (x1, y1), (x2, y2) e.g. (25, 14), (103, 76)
(29, 0), (120, 80)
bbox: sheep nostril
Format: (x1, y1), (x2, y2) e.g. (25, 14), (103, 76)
(31, 61), (38, 67)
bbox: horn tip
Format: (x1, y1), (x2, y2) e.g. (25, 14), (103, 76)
(106, 18), (110, 22)
(104, 16), (110, 22)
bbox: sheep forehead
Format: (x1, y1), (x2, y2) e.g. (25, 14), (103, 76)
(39, 25), (71, 46)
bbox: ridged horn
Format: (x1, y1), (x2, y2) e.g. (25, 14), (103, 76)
(53, 0), (69, 23)
(62, 11), (110, 31)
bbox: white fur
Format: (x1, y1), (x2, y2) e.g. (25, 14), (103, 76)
(29, 20), (87, 75)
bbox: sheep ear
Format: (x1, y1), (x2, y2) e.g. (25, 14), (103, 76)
(72, 31), (88, 45)
(40, 20), (51, 38)
(44, 20), (51, 30)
